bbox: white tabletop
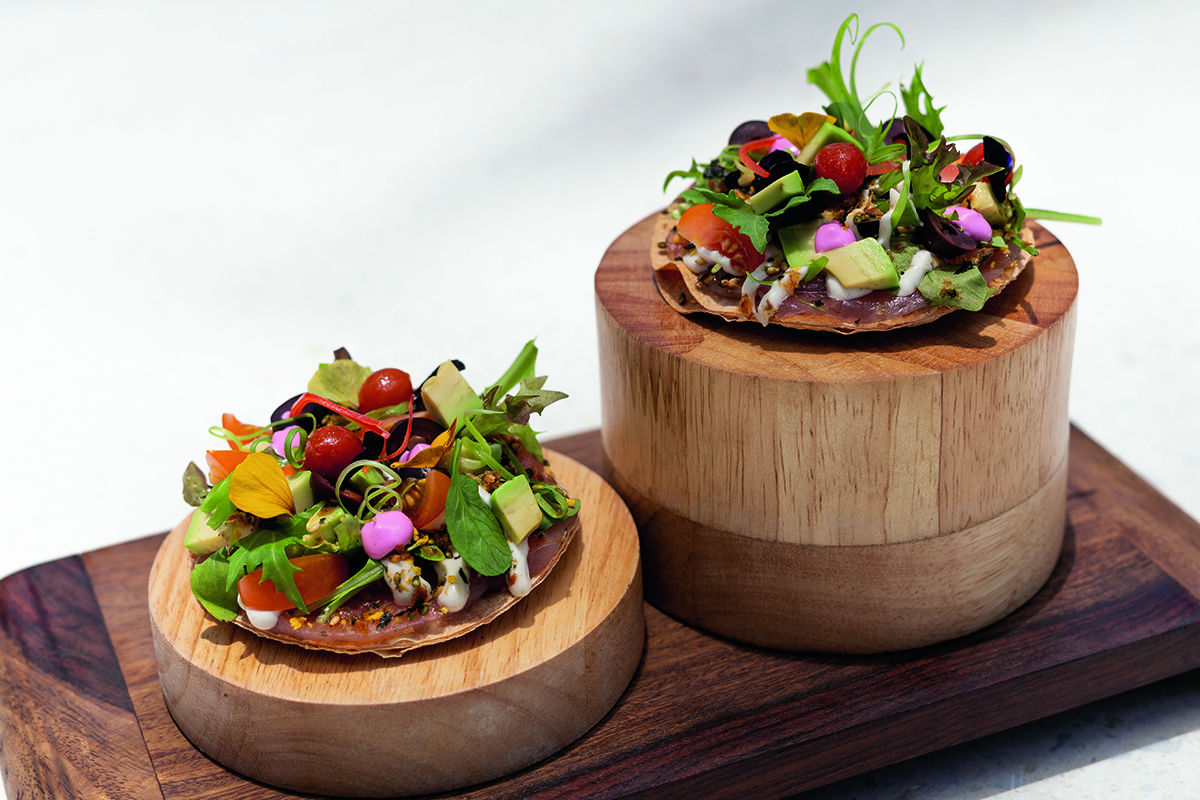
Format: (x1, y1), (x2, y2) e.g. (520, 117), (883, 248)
(2, 1), (1197, 797)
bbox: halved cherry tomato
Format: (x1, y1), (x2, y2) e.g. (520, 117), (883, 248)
(238, 553), (350, 611)
(962, 142), (986, 166)
(676, 203), (764, 274)
(410, 470), (451, 530)
(358, 368), (413, 414)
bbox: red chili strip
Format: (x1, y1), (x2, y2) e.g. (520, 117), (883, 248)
(738, 135), (778, 178)
(287, 393), (390, 440)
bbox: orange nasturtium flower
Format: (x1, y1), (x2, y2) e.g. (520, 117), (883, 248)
(228, 452), (295, 518)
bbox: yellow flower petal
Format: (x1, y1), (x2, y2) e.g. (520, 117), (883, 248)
(397, 422), (457, 469)
(768, 112), (835, 149)
(229, 452), (295, 518)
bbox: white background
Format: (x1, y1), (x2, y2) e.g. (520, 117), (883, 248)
(2, 1), (1197, 797)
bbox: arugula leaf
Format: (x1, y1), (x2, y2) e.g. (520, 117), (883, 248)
(444, 473), (510, 576)
(917, 266), (991, 311)
(900, 63), (944, 139)
(190, 550), (239, 622)
(225, 529), (307, 610)
(663, 158), (706, 193)
(488, 339), (538, 398)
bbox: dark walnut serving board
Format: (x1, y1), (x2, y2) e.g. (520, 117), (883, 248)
(3, 428), (1200, 799)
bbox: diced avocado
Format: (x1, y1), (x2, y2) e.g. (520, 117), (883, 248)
(748, 170), (807, 215)
(421, 360), (482, 428)
(288, 471), (315, 514)
(184, 510), (224, 556)
(776, 220), (824, 280)
(822, 238), (900, 291)
(490, 475), (542, 544)
(796, 122), (861, 165)
(346, 464), (387, 496)
(968, 181), (1006, 226)
(303, 505), (355, 549)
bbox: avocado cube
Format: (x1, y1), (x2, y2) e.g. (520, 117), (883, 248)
(776, 220), (824, 280)
(968, 181), (1006, 226)
(288, 470), (316, 514)
(748, 170), (807, 215)
(421, 360), (482, 428)
(796, 121), (861, 166)
(490, 475), (542, 544)
(822, 237), (900, 291)
(183, 509), (224, 556)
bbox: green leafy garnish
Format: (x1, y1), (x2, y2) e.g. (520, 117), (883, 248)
(182, 462), (209, 507)
(316, 559), (386, 623)
(190, 550), (239, 622)
(225, 529), (307, 610)
(444, 440), (512, 577)
(806, 14), (906, 164)
(917, 266), (991, 311)
(900, 63), (944, 139)
(307, 358), (373, 409)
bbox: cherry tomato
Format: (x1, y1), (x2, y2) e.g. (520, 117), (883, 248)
(676, 203), (764, 275)
(238, 553), (350, 611)
(962, 142), (986, 166)
(358, 368), (413, 413)
(303, 425), (365, 480)
(410, 470), (451, 530)
(813, 142), (868, 194)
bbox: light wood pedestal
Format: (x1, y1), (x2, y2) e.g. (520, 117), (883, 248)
(596, 214), (1077, 652)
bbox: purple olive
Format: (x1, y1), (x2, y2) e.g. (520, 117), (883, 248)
(918, 208), (977, 257)
(728, 120), (772, 145)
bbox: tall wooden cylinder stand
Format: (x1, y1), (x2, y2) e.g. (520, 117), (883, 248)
(596, 213), (1077, 653)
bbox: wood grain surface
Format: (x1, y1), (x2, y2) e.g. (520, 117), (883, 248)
(146, 452), (643, 797)
(3, 427), (1200, 799)
(595, 214), (1077, 651)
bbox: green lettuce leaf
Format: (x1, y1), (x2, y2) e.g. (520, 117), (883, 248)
(445, 474), (510, 576)
(917, 266), (991, 311)
(308, 359), (373, 408)
(190, 550), (239, 622)
(225, 529), (307, 610)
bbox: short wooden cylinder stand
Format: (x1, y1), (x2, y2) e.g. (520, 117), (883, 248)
(596, 214), (1078, 653)
(149, 452), (643, 797)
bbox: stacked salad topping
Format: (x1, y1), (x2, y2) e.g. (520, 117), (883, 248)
(180, 341), (580, 654)
(657, 14), (1099, 331)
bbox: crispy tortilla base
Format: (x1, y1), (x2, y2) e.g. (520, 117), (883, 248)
(650, 206), (1034, 334)
(226, 512), (580, 658)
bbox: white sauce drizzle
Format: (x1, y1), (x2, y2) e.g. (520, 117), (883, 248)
(898, 249), (936, 296)
(237, 594), (282, 631)
(682, 244), (734, 275)
(825, 274), (872, 300)
(507, 538), (532, 597)
(383, 554), (430, 607)
(877, 162), (910, 250)
(434, 555), (471, 613)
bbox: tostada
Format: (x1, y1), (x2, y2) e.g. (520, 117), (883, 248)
(180, 341), (580, 656)
(655, 13), (1099, 333)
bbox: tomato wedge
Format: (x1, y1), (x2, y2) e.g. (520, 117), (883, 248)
(237, 553), (350, 611)
(206, 449), (249, 483)
(676, 203), (764, 275)
(410, 470), (451, 530)
(222, 413), (262, 450)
